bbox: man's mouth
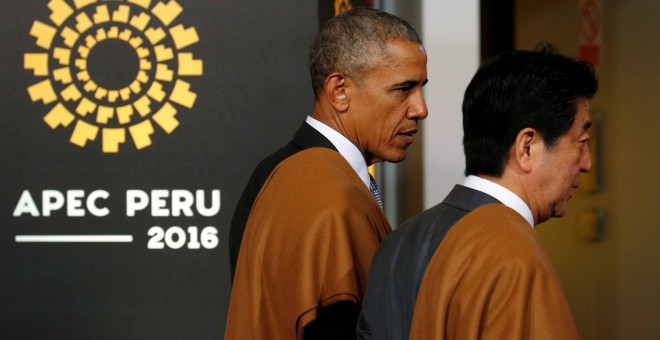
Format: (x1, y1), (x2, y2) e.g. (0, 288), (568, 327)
(399, 129), (417, 137)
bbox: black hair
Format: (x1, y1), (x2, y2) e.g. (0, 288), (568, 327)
(462, 44), (598, 177)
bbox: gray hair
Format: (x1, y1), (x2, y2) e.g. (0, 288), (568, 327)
(308, 7), (421, 98)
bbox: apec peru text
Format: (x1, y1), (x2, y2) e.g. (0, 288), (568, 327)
(12, 189), (221, 217)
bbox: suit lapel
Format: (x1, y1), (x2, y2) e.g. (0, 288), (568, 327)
(443, 185), (501, 212)
(291, 122), (337, 151)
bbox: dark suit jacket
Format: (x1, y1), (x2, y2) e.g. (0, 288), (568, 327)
(356, 185), (500, 340)
(229, 121), (336, 281)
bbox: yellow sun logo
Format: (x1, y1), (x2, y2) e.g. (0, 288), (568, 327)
(24, 0), (203, 153)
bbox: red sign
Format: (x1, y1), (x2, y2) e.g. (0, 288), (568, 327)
(579, 0), (603, 66)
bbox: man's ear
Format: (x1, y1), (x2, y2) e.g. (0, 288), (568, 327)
(324, 73), (349, 112)
(514, 127), (540, 173)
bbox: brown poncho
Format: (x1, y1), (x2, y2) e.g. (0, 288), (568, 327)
(410, 204), (580, 339)
(226, 148), (391, 339)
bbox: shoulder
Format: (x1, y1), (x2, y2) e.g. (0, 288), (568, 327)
(437, 204), (550, 270)
(376, 199), (470, 261)
(451, 204), (537, 246)
(257, 147), (385, 224)
(418, 204), (556, 303)
(274, 147), (351, 176)
(249, 142), (299, 179)
(268, 147), (367, 202)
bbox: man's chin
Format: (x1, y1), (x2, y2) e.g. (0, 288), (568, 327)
(553, 207), (569, 219)
(371, 148), (408, 164)
(384, 152), (407, 164)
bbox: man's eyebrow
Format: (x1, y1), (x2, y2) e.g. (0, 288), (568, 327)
(392, 79), (428, 88)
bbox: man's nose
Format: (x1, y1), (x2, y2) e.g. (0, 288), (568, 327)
(407, 90), (428, 120)
(580, 146), (592, 173)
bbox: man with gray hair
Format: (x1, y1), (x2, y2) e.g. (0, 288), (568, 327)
(226, 7), (428, 340)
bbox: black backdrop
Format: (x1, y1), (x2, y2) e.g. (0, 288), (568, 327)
(0, 0), (352, 338)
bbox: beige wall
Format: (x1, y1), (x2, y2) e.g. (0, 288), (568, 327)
(516, 0), (660, 338)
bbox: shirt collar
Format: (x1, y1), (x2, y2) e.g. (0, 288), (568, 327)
(306, 116), (370, 188)
(463, 175), (535, 227)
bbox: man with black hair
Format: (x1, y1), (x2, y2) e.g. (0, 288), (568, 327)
(358, 45), (597, 340)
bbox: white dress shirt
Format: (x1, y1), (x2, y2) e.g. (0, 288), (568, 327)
(463, 175), (535, 227)
(306, 116), (370, 189)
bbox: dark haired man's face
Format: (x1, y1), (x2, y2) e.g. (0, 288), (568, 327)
(533, 99), (592, 223)
(346, 40), (428, 165)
